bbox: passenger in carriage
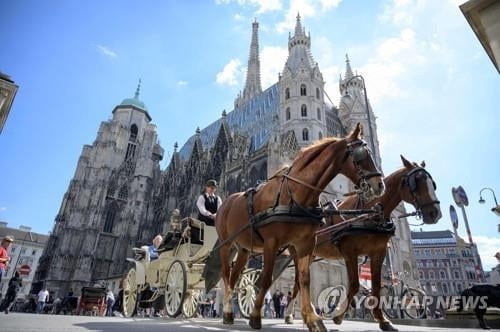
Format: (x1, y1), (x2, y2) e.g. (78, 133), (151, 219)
(158, 209), (183, 251)
(148, 235), (162, 260)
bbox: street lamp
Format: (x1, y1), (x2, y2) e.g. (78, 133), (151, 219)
(478, 187), (500, 217)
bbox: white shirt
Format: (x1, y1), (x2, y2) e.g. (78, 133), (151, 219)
(38, 290), (49, 302)
(106, 290), (115, 301)
(196, 194), (222, 217)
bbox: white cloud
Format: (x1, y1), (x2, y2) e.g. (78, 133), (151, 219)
(275, 0), (316, 33)
(177, 80), (188, 86)
(96, 45), (117, 58)
(216, 0), (283, 13)
(216, 59), (245, 86)
(260, 46), (288, 88)
(319, 0), (342, 10)
(475, 235), (500, 271)
(0, 207), (6, 212)
(233, 13), (245, 21)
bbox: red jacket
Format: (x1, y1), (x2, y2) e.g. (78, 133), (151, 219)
(0, 246), (9, 270)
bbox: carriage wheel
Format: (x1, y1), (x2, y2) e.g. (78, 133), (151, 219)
(237, 268), (261, 319)
(165, 260), (187, 318)
(402, 287), (427, 319)
(182, 289), (200, 318)
(123, 268), (138, 317)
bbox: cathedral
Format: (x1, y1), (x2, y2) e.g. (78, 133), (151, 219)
(33, 15), (418, 299)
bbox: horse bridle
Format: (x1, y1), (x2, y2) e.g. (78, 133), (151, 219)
(403, 167), (440, 212)
(345, 139), (382, 197)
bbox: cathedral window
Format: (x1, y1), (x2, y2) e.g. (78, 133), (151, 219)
(286, 107), (291, 121)
(125, 142), (136, 160)
(301, 104), (307, 117)
(302, 128), (309, 141)
(107, 181), (117, 197)
(118, 185), (129, 200)
(318, 131), (323, 140)
(103, 203), (118, 233)
(285, 88), (290, 99)
(300, 84), (307, 96)
(130, 124), (138, 142)
(316, 87), (320, 99)
(317, 108), (321, 120)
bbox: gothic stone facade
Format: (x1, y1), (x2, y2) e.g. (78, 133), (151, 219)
(34, 16), (419, 298)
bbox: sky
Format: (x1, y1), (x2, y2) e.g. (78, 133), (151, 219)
(0, 0), (498, 270)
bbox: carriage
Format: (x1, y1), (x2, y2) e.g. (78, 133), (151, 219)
(76, 287), (107, 316)
(123, 216), (258, 318)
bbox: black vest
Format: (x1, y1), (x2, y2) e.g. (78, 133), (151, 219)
(198, 194), (218, 225)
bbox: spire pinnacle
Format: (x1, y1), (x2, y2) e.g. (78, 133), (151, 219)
(174, 142), (178, 152)
(295, 12), (304, 37)
(238, 19), (262, 105)
(344, 54), (354, 79)
(134, 79), (141, 98)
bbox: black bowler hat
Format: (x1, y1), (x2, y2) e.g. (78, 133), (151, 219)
(206, 179), (218, 188)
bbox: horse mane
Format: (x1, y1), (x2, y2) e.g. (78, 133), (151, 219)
(293, 137), (343, 169)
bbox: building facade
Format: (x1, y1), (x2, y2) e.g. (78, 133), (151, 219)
(34, 16), (419, 300)
(411, 230), (484, 306)
(0, 222), (48, 298)
(0, 71), (18, 134)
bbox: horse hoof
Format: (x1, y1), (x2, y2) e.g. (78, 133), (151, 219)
(285, 315), (294, 324)
(333, 316), (343, 325)
(222, 312), (234, 325)
(380, 321), (398, 331)
(249, 315), (262, 329)
(306, 320), (327, 332)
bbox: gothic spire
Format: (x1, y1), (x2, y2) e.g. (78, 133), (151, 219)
(134, 79), (141, 99)
(294, 12), (305, 37)
(242, 19), (262, 102)
(344, 54), (354, 80)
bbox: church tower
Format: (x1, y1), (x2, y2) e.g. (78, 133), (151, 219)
(278, 14), (327, 159)
(234, 19), (262, 108)
(32, 81), (164, 296)
(339, 55), (382, 168)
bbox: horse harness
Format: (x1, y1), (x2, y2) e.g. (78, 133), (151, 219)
(402, 166), (440, 212)
(243, 139), (382, 248)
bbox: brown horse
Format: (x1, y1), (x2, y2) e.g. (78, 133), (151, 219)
(285, 155), (442, 331)
(215, 123), (385, 332)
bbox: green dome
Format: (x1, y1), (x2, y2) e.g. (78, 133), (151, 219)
(120, 97), (147, 111)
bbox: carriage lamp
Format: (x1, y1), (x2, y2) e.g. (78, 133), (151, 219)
(478, 188), (500, 217)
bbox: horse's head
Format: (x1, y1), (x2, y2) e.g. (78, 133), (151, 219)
(399, 155), (442, 224)
(341, 123), (385, 200)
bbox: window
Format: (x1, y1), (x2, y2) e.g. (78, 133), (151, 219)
(285, 88), (290, 99)
(419, 271), (424, 279)
(318, 132), (323, 140)
(317, 108), (321, 120)
(454, 271), (460, 279)
(414, 249), (420, 256)
(316, 87), (320, 99)
(429, 271), (435, 279)
(118, 186), (128, 200)
(440, 270), (446, 279)
(300, 84), (307, 96)
(130, 124), (138, 142)
(103, 204), (118, 233)
(32, 250), (37, 256)
(301, 104), (307, 117)
(11, 247), (15, 253)
(302, 128), (309, 141)
(286, 107), (291, 121)
(442, 283), (448, 294)
(20, 248), (26, 255)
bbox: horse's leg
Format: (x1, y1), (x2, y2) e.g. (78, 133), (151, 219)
(295, 241), (327, 332)
(229, 247), (250, 318)
(333, 255), (358, 325)
(249, 239), (279, 330)
(370, 250), (398, 331)
(284, 247), (299, 324)
(220, 243), (235, 324)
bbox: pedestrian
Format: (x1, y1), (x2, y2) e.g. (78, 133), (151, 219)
(148, 235), (162, 261)
(37, 287), (49, 314)
(106, 289), (115, 316)
(0, 236), (14, 283)
(272, 290), (281, 318)
(264, 290), (273, 318)
(280, 292), (287, 318)
(0, 271), (22, 314)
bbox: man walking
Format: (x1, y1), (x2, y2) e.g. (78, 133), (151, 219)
(106, 289), (115, 316)
(37, 287), (49, 314)
(0, 271), (22, 314)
